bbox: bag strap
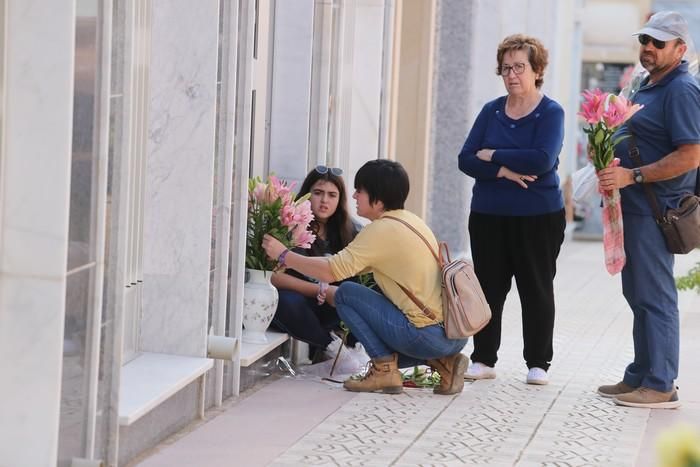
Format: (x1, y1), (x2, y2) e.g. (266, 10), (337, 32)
(383, 215), (450, 265)
(395, 283), (439, 321)
(626, 121), (668, 224)
(382, 215), (441, 322)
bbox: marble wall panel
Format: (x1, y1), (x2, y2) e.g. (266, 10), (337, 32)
(0, 2), (76, 464)
(141, 0), (219, 356)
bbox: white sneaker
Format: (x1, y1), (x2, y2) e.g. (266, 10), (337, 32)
(526, 367), (548, 385)
(464, 362), (496, 380)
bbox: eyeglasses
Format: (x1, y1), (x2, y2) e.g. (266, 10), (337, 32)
(315, 165), (343, 176)
(499, 62), (527, 76)
(638, 34), (666, 49)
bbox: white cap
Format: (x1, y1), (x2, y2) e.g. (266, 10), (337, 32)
(634, 11), (690, 43)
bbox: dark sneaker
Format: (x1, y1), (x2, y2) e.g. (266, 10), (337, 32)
(597, 381), (635, 398)
(613, 387), (681, 409)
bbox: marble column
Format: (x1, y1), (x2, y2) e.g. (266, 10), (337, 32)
(427, 0), (475, 257)
(0, 1), (76, 466)
(140, 0), (219, 356)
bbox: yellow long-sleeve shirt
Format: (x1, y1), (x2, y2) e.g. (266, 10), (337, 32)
(328, 209), (443, 327)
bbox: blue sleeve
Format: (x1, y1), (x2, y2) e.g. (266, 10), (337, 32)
(491, 103), (565, 174)
(458, 104), (502, 180)
(491, 103), (564, 175)
(665, 80), (700, 146)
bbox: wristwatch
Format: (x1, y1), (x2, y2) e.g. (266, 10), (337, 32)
(633, 168), (644, 184)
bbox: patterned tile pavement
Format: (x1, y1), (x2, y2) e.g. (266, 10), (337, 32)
(270, 241), (699, 467)
(136, 241), (700, 467)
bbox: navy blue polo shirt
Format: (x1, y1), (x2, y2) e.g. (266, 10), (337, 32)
(458, 95), (565, 216)
(613, 62), (700, 216)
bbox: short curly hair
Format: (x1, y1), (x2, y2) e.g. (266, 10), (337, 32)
(495, 34), (549, 89)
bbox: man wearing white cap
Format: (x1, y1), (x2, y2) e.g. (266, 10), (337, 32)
(596, 11), (700, 409)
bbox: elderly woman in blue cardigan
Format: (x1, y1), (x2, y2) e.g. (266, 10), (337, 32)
(458, 34), (566, 386)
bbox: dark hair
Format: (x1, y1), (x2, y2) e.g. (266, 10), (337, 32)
(297, 168), (354, 254)
(353, 159), (409, 211)
(495, 34), (549, 89)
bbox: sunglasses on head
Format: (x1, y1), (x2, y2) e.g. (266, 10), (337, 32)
(315, 165), (343, 176)
(638, 34), (667, 49)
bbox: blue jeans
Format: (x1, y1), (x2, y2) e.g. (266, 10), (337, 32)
(334, 282), (468, 368)
(621, 214), (679, 392)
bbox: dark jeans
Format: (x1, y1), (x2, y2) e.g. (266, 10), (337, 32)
(468, 209), (565, 370)
(271, 290), (338, 350)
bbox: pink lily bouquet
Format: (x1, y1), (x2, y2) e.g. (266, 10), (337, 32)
(246, 175), (316, 271)
(578, 89), (643, 275)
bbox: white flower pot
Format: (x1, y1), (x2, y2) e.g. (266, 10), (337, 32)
(242, 269), (279, 344)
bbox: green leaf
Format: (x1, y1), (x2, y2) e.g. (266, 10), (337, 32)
(594, 128), (605, 145)
(676, 261), (700, 293)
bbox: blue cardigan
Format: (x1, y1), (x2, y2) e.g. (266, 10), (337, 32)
(458, 95), (565, 216)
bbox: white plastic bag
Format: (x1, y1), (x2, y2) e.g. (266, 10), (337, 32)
(301, 334), (369, 379)
(572, 163), (599, 204)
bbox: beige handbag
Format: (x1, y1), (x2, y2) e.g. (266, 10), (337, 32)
(384, 216), (492, 338)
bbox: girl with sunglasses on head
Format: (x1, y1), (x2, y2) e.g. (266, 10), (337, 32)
(270, 166), (361, 364)
(263, 160), (469, 396)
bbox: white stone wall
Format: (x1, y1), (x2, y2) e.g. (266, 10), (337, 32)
(266, 0), (388, 210)
(141, 0), (219, 356)
(0, 2), (76, 466)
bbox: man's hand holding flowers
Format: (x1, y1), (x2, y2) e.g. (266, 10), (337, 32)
(597, 165), (638, 191)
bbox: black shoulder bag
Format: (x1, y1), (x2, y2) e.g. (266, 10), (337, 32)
(627, 121), (700, 254)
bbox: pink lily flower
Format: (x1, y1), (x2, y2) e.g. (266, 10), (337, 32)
(279, 204), (297, 229)
(578, 88), (607, 124)
(292, 200), (314, 226)
(292, 227), (316, 249)
(251, 182), (267, 202)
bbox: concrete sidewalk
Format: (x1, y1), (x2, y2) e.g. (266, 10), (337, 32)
(133, 240), (700, 467)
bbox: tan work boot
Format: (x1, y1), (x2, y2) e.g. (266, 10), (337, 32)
(343, 353), (403, 394)
(597, 381), (636, 398)
(428, 353), (469, 395)
(613, 387), (680, 409)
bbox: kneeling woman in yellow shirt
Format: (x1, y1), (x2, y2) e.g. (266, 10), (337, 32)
(262, 159), (468, 395)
